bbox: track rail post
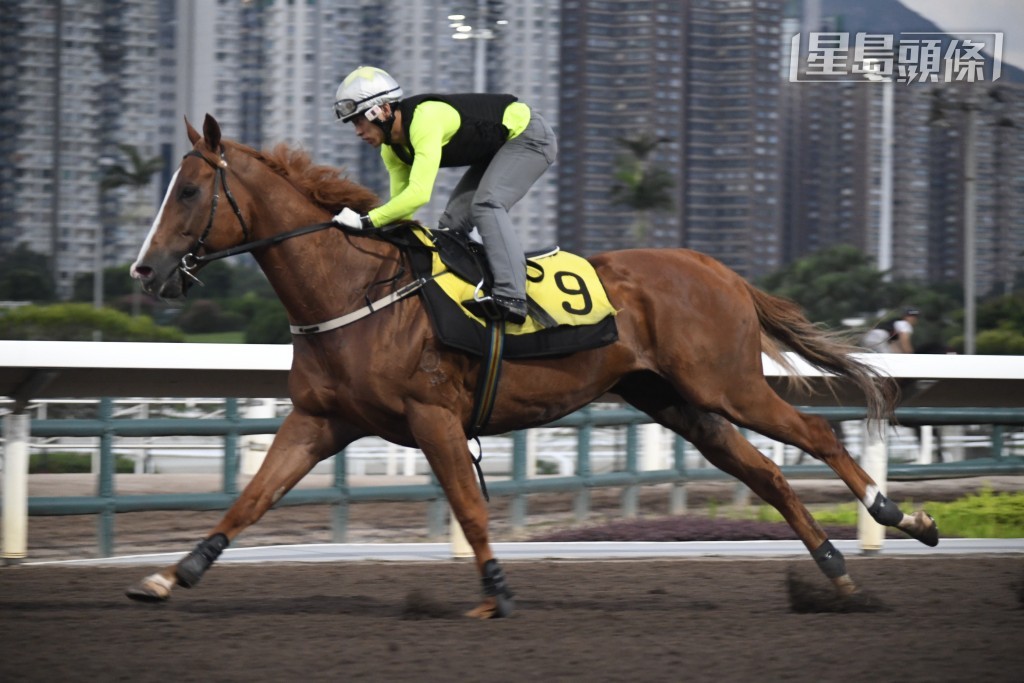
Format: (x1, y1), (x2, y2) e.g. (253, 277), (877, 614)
(2, 412), (30, 562)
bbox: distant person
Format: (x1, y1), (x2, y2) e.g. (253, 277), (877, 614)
(890, 307), (919, 353)
(861, 307), (920, 353)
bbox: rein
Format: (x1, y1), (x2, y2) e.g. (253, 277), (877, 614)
(175, 145), (498, 494)
(175, 146), (439, 333)
(184, 219), (337, 271)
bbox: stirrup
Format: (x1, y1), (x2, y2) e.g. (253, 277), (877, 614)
(462, 295), (503, 321)
(462, 280), (502, 321)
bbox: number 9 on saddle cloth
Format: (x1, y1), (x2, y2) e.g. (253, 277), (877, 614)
(404, 226), (619, 360)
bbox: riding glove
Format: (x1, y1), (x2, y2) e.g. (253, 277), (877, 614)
(333, 207), (373, 230)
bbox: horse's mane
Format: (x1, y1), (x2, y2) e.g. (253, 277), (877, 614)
(228, 140), (380, 215)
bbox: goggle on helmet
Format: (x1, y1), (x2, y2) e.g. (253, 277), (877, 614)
(334, 66), (403, 123)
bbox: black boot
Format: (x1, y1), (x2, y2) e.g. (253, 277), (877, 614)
(492, 295), (528, 325)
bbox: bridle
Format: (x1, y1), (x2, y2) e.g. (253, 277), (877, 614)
(178, 146), (253, 285)
(174, 145), (347, 286)
(168, 145), (437, 334)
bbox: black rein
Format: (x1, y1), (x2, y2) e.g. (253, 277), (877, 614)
(176, 146), (385, 284)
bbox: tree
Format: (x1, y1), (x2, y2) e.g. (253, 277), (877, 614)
(756, 245), (960, 350)
(976, 292), (1024, 333)
(609, 132), (676, 241)
(176, 300), (246, 334)
(758, 245), (895, 327)
(72, 264), (138, 302)
(245, 305), (291, 344)
(100, 144), (164, 193)
(0, 244), (57, 302)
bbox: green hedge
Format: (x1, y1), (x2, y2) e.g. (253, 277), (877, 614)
(29, 452), (135, 474)
(0, 303), (184, 342)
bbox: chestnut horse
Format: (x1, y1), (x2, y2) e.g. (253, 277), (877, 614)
(127, 115), (938, 617)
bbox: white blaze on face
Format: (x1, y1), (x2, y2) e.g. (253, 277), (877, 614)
(130, 168), (181, 279)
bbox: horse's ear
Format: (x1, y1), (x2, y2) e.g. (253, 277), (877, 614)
(185, 116), (201, 145)
(202, 114), (222, 150)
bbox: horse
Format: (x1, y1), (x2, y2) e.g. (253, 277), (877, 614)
(126, 114), (938, 617)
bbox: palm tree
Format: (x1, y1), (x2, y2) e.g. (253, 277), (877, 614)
(98, 144), (164, 313)
(609, 132), (676, 242)
(100, 143), (164, 193)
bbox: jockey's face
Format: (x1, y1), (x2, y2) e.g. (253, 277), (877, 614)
(351, 103), (391, 148)
(352, 115), (384, 147)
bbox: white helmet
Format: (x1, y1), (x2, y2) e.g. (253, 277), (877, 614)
(333, 66), (403, 123)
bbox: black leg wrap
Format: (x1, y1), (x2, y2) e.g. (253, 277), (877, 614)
(175, 533), (229, 588)
(811, 540), (848, 579)
(481, 559), (513, 598)
(867, 492), (904, 527)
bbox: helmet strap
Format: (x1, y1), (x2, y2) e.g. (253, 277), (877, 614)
(373, 107), (397, 145)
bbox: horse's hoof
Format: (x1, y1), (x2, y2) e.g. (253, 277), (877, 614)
(833, 575), (858, 597)
(464, 595), (515, 619)
(474, 558), (514, 618)
(902, 510), (939, 547)
(125, 573), (173, 602)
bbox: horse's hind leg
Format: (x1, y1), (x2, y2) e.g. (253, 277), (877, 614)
(616, 377), (859, 595)
(406, 402), (513, 619)
(716, 378), (938, 548)
(125, 411), (356, 602)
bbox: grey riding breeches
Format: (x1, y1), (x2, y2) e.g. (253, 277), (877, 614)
(437, 111), (557, 301)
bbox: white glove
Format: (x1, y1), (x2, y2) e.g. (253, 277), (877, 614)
(332, 207), (372, 230)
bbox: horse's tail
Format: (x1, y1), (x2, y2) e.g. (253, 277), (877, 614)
(745, 282), (897, 420)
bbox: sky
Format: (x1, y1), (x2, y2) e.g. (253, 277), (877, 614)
(900, 0), (1024, 71)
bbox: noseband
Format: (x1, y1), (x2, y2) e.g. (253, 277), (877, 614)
(179, 147), (251, 285)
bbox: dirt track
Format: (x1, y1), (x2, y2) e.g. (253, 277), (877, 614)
(2, 557), (1022, 682)
(3, 475), (1022, 680)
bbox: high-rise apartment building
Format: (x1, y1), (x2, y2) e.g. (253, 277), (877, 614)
(170, 0), (247, 159)
(926, 83), (1024, 294)
(4, 0), (1020, 306)
(259, 0), (362, 171)
(557, 0), (785, 281)
(557, 0), (687, 256)
(784, 21), (1024, 292)
(0, 0), (160, 298)
(684, 0), (785, 280)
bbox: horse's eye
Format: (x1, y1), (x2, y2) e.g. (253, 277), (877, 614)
(179, 185), (199, 200)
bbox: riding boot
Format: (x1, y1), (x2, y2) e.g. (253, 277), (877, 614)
(492, 294), (528, 325)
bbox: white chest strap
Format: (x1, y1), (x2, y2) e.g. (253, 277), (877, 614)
(289, 276), (433, 335)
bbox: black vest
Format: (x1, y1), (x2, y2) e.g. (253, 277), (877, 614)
(391, 93), (518, 168)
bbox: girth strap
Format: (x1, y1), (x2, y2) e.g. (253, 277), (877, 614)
(466, 321), (506, 501)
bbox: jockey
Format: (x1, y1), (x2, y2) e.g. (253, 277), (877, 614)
(331, 65), (557, 325)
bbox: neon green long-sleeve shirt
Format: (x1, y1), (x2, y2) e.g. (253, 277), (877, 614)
(366, 100), (530, 227)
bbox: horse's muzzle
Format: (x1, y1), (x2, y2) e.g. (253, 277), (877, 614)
(131, 259), (189, 299)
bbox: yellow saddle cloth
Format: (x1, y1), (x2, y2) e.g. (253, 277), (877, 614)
(410, 227), (616, 335)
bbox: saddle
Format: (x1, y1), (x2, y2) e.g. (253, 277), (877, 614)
(394, 225), (619, 359)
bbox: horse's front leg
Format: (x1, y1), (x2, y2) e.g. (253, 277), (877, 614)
(407, 402), (514, 619)
(126, 411), (355, 602)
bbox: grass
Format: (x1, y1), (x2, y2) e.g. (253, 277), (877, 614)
(747, 488), (1024, 539)
(185, 330), (246, 343)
